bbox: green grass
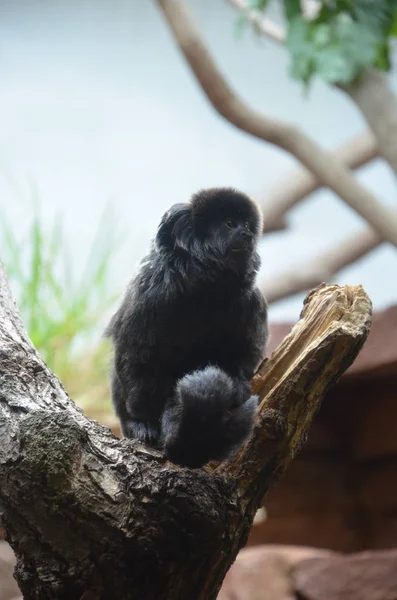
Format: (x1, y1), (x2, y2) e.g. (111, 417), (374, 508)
(1, 204), (123, 427)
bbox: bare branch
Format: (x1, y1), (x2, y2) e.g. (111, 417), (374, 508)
(341, 68), (397, 179)
(261, 131), (378, 232)
(261, 228), (382, 304)
(225, 0), (321, 43)
(226, 0), (286, 44)
(261, 214), (288, 234)
(156, 0), (397, 248)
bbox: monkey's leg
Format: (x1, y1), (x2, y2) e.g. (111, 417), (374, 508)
(111, 368), (163, 449)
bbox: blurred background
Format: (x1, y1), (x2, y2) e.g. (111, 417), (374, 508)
(1, 1), (397, 597)
(1, 0), (397, 416)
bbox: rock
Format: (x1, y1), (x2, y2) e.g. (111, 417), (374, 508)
(0, 541), (20, 600)
(218, 545), (333, 600)
(295, 549), (397, 600)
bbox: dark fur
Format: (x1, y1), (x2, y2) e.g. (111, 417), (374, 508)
(105, 187), (268, 468)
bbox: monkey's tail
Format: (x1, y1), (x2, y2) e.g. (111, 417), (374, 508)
(161, 365), (258, 468)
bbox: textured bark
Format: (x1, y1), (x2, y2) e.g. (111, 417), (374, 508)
(0, 258), (371, 600)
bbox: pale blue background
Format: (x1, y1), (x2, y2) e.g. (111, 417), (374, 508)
(0, 0), (396, 324)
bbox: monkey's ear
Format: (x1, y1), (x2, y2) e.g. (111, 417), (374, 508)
(155, 203), (192, 251)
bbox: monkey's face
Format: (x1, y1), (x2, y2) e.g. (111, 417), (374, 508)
(201, 215), (257, 261)
(155, 188), (263, 272)
(191, 188), (262, 267)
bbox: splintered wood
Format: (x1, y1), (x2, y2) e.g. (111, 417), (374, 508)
(221, 284), (372, 501)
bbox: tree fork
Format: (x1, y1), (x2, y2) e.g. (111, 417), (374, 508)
(0, 259), (371, 600)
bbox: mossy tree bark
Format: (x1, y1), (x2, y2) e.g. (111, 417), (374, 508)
(0, 260), (371, 600)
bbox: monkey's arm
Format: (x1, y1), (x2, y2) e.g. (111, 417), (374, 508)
(238, 288), (268, 380)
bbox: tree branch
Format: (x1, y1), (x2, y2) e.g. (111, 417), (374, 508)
(155, 0), (397, 248)
(226, 1), (379, 235)
(262, 227), (382, 304)
(227, 1), (397, 199)
(0, 253), (371, 599)
(220, 283), (371, 494)
(261, 131), (378, 232)
(341, 68), (397, 179)
(226, 0), (286, 44)
(225, 0), (319, 43)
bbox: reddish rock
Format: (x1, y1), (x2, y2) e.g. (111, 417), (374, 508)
(0, 541), (20, 600)
(295, 549), (397, 600)
(218, 545), (333, 600)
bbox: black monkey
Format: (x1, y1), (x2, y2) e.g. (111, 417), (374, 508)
(104, 187), (268, 468)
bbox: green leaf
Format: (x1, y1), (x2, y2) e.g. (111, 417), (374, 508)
(286, 7), (388, 87)
(314, 45), (356, 84)
(246, 0), (270, 9)
(283, 0), (397, 88)
(286, 17), (317, 85)
(351, 1), (397, 36)
(389, 10), (397, 36)
(311, 23), (332, 47)
(283, 0), (302, 22)
(375, 41), (391, 71)
(316, 3), (338, 25)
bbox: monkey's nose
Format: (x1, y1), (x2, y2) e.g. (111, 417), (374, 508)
(240, 230), (251, 241)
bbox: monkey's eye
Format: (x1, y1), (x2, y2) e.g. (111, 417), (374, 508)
(225, 219), (237, 229)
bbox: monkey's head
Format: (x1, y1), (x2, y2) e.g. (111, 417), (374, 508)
(190, 187), (263, 259)
(155, 187), (263, 272)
